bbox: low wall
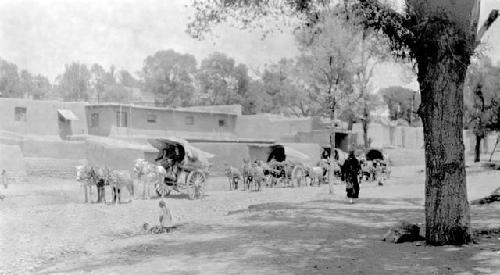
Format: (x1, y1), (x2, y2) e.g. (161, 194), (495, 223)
(24, 157), (87, 179)
(86, 138), (155, 171)
(192, 143), (250, 175)
(21, 138), (87, 159)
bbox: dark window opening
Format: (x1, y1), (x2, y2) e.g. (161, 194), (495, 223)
(14, 107), (27, 121)
(218, 119), (225, 127)
(90, 113), (99, 127)
(185, 116), (194, 125)
(147, 114), (157, 123)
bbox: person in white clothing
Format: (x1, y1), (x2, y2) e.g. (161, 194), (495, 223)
(159, 200), (173, 228)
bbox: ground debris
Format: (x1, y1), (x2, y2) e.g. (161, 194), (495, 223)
(471, 194), (500, 205)
(472, 227), (500, 237)
(383, 220), (425, 244)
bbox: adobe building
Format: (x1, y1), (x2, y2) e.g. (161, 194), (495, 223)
(0, 98), (88, 178)
(0, 98), (87, 139)
(85, 103), (239, 137)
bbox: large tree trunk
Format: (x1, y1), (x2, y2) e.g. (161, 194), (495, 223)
(418, 56), (471, 245)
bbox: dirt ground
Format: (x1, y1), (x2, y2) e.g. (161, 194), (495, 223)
(1, 165), (500, 275)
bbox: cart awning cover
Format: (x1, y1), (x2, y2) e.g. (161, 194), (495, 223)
(57, 109), (79, 121)
(283, 146), (310, 161)
(147, 138), (214, 165)
(365, 148), (385, 161)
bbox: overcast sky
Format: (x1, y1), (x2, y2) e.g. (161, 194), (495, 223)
(1, 0), (499, 91)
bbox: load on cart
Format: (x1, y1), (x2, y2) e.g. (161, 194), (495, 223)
(148, 137), (213, 200)
(360, 148), (391, 183)
(248, 144), (310, 188)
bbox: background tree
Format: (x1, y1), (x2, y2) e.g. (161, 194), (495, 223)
(187, 0), (499, 245)
(258, 58), (303, 115)
(56, 62), (91, 101)
(294, 15), (357, 190)
(487, 96), (500, 161)
(196, 52), (249, 105)
(464, 56), (500, 162)
(30, 75), (52, 100)
(241, 79), (273, 114)
(117, 69), (141, 89)
(354, 36), (392, 147)
(335, 10), (394, 147)
(90, 64), (106, 103)
(379, 86), (421, 125)
(142, 50), (197, 107)
(0, 58), (21, 98)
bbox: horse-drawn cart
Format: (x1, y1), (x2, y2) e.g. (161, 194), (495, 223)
(148, 138), (213, 200)
(248, 144), (309, 188)
(361, 148), (391, 183)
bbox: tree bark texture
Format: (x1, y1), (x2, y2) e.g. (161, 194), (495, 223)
(417, 52), (471, 245)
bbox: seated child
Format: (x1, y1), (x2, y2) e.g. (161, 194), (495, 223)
(142, 200), (175, 234)
(159, 200), (173, 228)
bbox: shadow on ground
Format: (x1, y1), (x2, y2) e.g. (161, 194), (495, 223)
(40, 198), (500, 275)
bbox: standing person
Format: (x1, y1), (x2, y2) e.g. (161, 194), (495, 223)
(344, 150), (361, 204)
(1, 169), (8, 189)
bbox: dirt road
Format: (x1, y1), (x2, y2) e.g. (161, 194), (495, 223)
(1, 166), (499, 274)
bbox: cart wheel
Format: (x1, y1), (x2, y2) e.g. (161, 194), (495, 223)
(187, 171), (204, 199)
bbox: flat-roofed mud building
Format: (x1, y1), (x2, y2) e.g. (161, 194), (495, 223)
(85, 103), (238, 137)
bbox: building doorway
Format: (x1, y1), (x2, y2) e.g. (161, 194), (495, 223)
(57, 109), (79, 140)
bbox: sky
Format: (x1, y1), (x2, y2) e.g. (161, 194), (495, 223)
(0, 0), (499, 91)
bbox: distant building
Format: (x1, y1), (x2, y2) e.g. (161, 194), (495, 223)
(85, 103), (238, 137)
(0, 98), (87, 138)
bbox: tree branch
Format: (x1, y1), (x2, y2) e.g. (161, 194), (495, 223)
(475, 9), (499, 49)
(348, 0), (416, 59)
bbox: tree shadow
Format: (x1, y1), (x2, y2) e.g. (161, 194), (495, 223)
(39, 199), (500, 275)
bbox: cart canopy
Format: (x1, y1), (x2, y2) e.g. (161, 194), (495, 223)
(264, 144), (310, 162)
(282, 145), (310, 161)
(366, 148), (385, 161)
(148, 138), (214, 167)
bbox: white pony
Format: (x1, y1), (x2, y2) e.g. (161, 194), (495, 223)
(133, 159), (166, 199)
(102, 167), (135, 204)
(76, 165), (94, 203)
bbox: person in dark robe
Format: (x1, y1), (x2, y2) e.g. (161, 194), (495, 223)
(344, 150), (361, 204)
(96, 177), (106, 203)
